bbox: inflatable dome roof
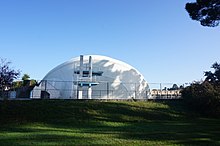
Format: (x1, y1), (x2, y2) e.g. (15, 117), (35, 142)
(33, 55), (150, 99)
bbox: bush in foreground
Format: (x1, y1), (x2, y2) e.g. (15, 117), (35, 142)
(182, 62), (220, 116)
(182, 81), (220, 116)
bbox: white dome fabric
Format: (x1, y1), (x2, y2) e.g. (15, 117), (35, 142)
(33, 55), (150, 99)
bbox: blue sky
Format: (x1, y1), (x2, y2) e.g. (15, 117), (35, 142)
(0, 0), (219, 85)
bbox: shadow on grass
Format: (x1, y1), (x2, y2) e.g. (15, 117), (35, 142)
(0, 100), (220, 145)
(0, 100), (183, 124)
(0, 130), (95, 146)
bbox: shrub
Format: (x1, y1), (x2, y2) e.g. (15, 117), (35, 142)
(182, 81), (220, 116)
(182, 62), (220, 117)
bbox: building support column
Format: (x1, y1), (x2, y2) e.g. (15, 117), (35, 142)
(88, 86), (92, 99)
(78, 86), (83, 99)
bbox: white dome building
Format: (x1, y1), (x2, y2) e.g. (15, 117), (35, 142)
(33, 55), (150, 99)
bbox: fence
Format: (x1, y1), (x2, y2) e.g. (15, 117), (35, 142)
(30, 81), (184, 100)
(31, 80), (149, 100)
(0, 81), (185, 100)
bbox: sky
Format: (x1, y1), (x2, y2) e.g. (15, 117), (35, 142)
(0, 0), (219, 86)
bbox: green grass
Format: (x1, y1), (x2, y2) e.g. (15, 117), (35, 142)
(0, 100), (220, 146)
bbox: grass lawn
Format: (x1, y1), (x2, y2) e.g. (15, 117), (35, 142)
(0, 100), (220, 146)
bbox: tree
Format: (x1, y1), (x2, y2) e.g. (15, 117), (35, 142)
(181, 81), (219, 115)
(168, 84), (179, 90)
(204, 62), (220, 84)
(172, 84), (179, 90)
(21, 74), (30, 86)
(22, 74), (30, 81)
(0, 58), (20, 92)
(182, 62), (220, 116)
(21, 73), (36, 86)
(185, 0), (220, 27)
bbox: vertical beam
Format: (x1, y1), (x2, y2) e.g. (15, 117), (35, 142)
(134, 83), (136, 99)
(160, 83), (162, 99)
(89, 56), (92, 80)
(88, 86), (92, 99)
(78, 55), (84, 99)
(107, 82), (109, 99)
(88, 56), (92, 99)
(78, 86), (82, 99)
(80, 55), (83, 78)
(45, 80), (47, 91)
